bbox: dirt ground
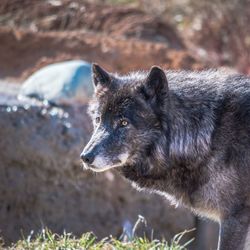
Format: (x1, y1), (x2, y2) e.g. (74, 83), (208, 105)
(0, 27), (203, 80)
(0, 0), (185, 48)
(0, 0), (205, 81)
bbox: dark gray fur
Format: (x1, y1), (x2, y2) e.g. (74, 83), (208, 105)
(81, 64), (250, 250)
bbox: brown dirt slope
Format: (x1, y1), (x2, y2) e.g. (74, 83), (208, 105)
(0, 0), (184, 49)
(0, 27), (202, 80)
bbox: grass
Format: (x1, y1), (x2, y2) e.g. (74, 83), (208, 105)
(1, 216), (194, 250)
(1, 229), (194, 250)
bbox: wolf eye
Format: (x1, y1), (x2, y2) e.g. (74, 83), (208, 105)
(95, 117), (100, 123)
(120, 119), (128, 127)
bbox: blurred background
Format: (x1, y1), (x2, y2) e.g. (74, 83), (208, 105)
(0, 0), (249, 249)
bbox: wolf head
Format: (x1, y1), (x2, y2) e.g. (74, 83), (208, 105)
(80, 64), (169, 174)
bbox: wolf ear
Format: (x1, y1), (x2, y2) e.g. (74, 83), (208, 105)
(141, 66), (168, 105)
(92, 63), (113, 94)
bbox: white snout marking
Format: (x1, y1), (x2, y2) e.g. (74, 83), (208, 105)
(92, 155), (109, 169)
(90, 152), (129, 172)
(118, 152), (129, 164)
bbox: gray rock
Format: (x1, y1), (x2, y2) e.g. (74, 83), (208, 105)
(0, 88), (196, 246)
(19, 60), (93, 105)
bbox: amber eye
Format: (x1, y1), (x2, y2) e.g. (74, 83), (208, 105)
(95, 117), (100, 123)
(120, 119), (128, 127)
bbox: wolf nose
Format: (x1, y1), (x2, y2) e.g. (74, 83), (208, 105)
(81, 152), (94, 164)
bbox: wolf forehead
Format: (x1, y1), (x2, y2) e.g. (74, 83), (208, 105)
(88, 73), (147, 116)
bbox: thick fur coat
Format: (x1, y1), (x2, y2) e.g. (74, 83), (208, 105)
(81, 64), (250, 250)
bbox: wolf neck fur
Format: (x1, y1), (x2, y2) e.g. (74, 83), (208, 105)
(121, 89), (217, 207)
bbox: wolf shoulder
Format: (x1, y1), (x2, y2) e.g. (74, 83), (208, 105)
(166, 69), (249, 92)
(166, 69), (250, 104)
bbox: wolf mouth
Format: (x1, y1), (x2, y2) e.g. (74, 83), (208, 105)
(83, 158), (126, 172)
(87, 163), (123, 172)
(89, 165), (121, 172)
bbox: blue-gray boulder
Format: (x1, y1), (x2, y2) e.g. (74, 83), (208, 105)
(19, 60), (93, 105)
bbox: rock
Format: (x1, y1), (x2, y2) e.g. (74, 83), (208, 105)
(0, 87), (195, 245)
(19, 60), (93, 105)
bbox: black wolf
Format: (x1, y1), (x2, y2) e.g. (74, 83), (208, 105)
(81, 64), (250, 250)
